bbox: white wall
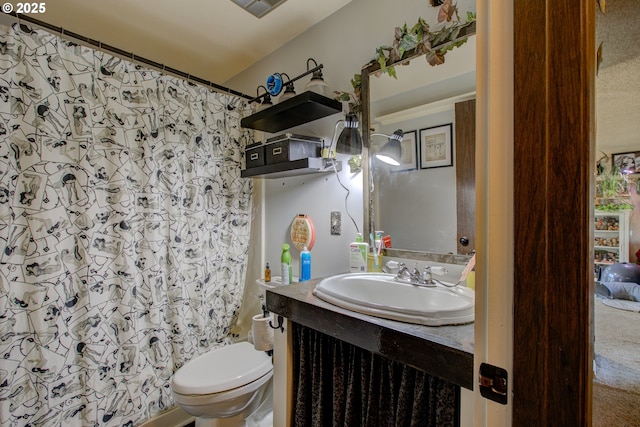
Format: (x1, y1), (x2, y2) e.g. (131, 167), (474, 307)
(262, 152), (363, 278)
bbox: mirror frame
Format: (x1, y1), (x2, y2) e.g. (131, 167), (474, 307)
(360, 22), (476, 264)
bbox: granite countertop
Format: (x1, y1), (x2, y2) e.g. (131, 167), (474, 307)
(265, 278), (475, 390)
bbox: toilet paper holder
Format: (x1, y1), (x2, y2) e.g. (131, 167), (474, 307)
(269, 314), (284, 333)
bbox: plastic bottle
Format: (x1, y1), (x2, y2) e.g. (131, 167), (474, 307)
(264, 262), (271, 282)
(281, 243), (292, 284)
(466, 270), (475, 290)
(349, 233), (369, 272)
(299, 246), (311, 281)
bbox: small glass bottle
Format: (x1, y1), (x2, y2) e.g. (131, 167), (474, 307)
(265, 262), (271, 282)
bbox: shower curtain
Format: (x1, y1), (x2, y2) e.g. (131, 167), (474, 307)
(0, 23), (253, 426)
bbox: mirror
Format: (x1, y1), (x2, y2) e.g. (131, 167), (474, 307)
(361, 36), (476, 256)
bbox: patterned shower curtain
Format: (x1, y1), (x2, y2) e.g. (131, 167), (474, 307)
(0, 23), (253, 426)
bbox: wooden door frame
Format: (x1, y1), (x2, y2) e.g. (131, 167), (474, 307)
(513, 0), (595, 424)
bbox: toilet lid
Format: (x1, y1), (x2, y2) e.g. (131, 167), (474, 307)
(171, 342), (272, 395)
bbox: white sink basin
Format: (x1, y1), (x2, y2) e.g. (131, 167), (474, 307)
(313, 273), (474, 326)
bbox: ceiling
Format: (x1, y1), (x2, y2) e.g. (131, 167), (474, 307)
(29, 0), (351, 85)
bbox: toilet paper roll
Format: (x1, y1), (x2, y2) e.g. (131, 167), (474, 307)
(252, 314), (274, 351)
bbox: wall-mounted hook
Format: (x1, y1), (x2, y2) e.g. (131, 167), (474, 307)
(269, 314), (284, 333)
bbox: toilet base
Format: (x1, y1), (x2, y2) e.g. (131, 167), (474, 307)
(191, 379), (273, 427)
(192, 410), (272, 427)
(246, 382), (273, 427)
(194, 413), (246, 427)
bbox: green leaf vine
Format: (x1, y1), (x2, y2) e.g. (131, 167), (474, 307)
(334, 2), (476, 114)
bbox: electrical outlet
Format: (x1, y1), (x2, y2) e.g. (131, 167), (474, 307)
(331, 211), (341, 235)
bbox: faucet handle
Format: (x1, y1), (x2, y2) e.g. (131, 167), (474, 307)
(396, 263), (411, 280)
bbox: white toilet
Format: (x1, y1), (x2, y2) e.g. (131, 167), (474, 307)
(171, 341), (273, 427)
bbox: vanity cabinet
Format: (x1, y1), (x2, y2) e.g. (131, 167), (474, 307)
(594, 209), (631, 265)
(266, 278), (474, 426)
(240, 91), (342, 179)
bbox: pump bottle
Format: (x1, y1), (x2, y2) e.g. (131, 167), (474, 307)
(349, 233), (369, 272)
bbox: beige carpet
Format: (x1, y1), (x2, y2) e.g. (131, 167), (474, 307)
(593, 383), (640, 427)
(593, 298), (640, 426)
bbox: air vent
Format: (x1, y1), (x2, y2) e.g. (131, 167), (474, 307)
(231, 0), (288, 18)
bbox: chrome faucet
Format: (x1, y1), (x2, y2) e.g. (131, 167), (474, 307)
(393, 263), (431, 286)
(393, 262), (453, 287)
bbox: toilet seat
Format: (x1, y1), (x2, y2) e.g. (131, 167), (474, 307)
(172, 370), (272, 409)
(171, 342), (272, 395)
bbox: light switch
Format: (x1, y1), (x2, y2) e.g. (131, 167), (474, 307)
(331, 211), (341, 235)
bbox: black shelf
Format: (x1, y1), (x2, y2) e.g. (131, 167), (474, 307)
(241, 158), (341, 179)
(241, 91), (342, 133)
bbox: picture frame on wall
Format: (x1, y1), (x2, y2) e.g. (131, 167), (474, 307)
(612, 151), (640, 174)
(419, 123), (453, 169)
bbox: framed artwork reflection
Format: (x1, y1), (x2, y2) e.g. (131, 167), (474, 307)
(612, 151), (640, 174)
(419, 123), (453, 170)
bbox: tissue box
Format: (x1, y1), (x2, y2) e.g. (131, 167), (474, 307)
(264, 133), (322, 164)
(245, 142), (265, 168)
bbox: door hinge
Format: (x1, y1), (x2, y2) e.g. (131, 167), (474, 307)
(479, 363), (508, 404)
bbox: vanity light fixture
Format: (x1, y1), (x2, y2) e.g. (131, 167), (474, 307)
(248, 58), (329, 108)
(304, 58), (329, 96)
(374, 129), (404, 166)
(255, 85), (273, 111)
(230, 0), (288, 18)
(278, 73), (297, 102)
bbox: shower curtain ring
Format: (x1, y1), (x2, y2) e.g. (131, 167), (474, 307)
(269, 315), (284, 333)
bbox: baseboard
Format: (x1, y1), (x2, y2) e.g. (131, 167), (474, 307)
(137, 406), (194, 427)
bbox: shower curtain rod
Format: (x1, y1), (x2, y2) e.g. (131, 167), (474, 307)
(4, 12), (254, 100)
